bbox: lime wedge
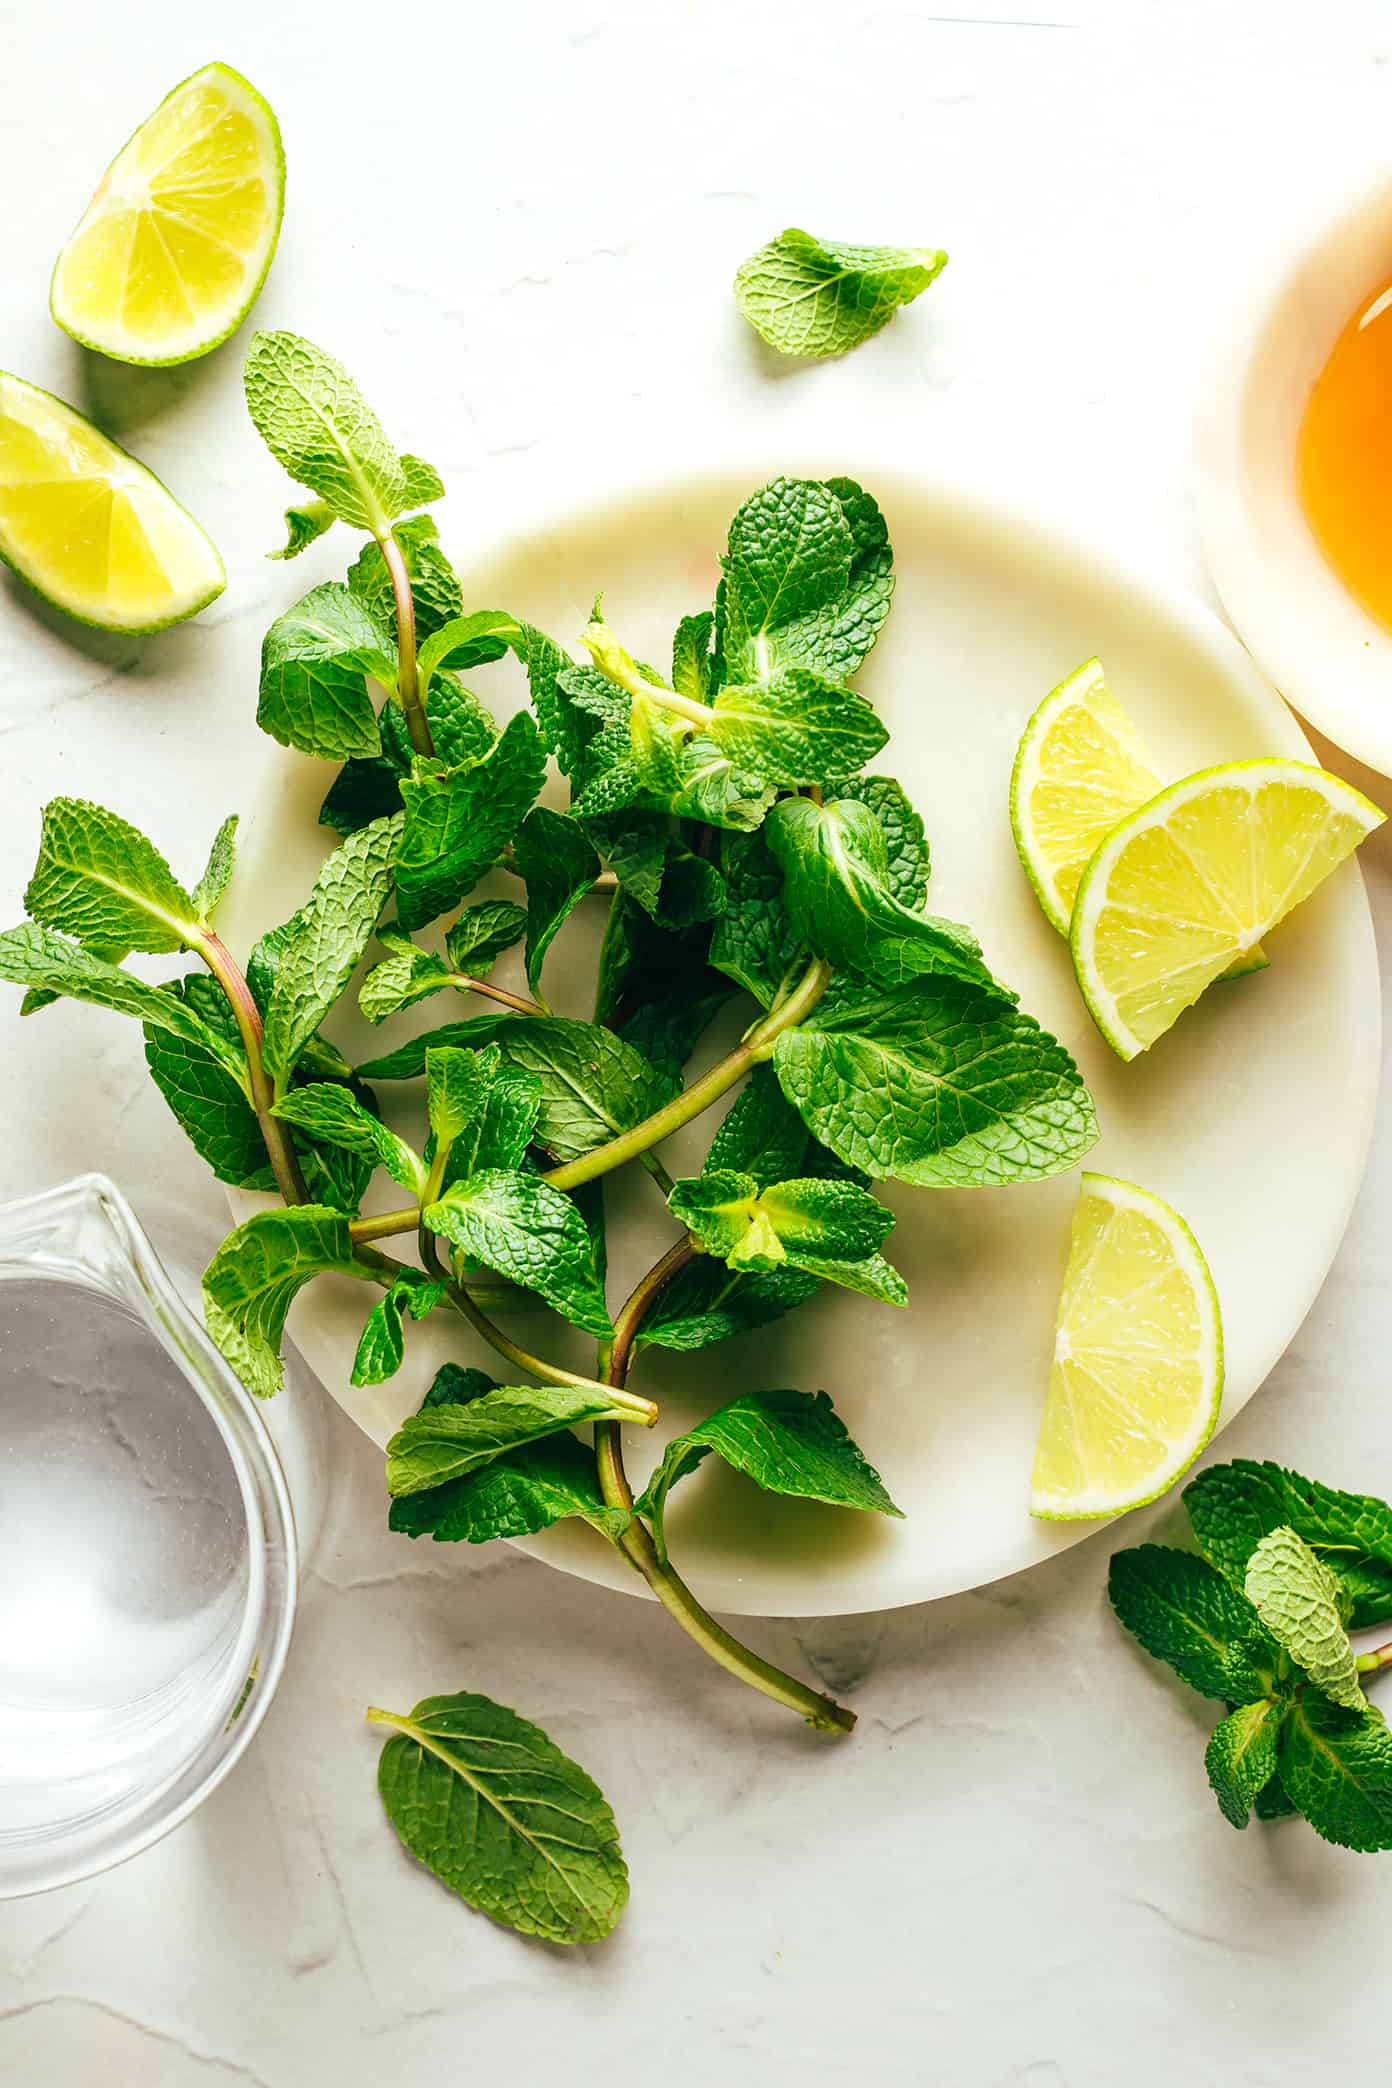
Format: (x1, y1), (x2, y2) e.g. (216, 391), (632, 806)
(0, 372), (224, 631)
(1071, 758), (1382, 1059)
(1030, 1172), (1222, 1520)
(51, 62), (284, 367)
(1010, 658), (1268, 979)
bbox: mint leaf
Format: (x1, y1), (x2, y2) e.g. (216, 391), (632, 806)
(0, 925), (244, 1073)
(359, 927), (452, 1023)
(244, 330), (439, 534)
(1279, 1697), (1392, 1851)
(734, 230), (947, 359)
(356, 1015), (517, 1081)
(399, 454), (445, 507)
(1254, 1775), (1298, 1822)
(420, 1363), (497, 1410)
(396, 712), (545, 930)
(513, 807), (599, 995)
(672, 611), (714, 701)
(446, 901), (528, 976)
(705, 1065), (809, 1185)
(192, 814), (238, 922)
(1108, 1545), (1268, 1700)
(636, 1387), (900, 1566)
(709, 828), (802, 1009)
(710, 666), (886, 787)
(827, 776), (930, 911)
(788, 1250), (908, 1306)
(372, 1689), (628, 1944)
(261, 814), (402, 1090)
(143, 978), (270, 1189)
(203, 1205), (370, 1397)
(498, 1018), (669, 1164)
(352, 1272), (447, 1387)
(618, 978), (732, 1097)
(269, 498), (336, 559)
(1205, 1700), (1280, 1830)
(425, 1171), (612, 1338)
(1185, 1460), (1392, 1628)
(24, 797), (198, 954)
(415, 610), (518, 694)
(716, 476), (893, 687)
(426, 1044), (490, 1161)
(347, 515), (463, 641)
(633, 1256), (818, 1354)
(257, 583), (396, 760)
(273, 1080), (425, 1195)
(765, 796), (1009, 997)
(390, 1429), (627, 1545)
(670, 1171), (894, 1272)
(386, 1382), (621, 1495)
(1244, 1527), (1364, 1710)
(508, 619), (595, 776)
(774, 977), (1097, 1186)
(440, 1048), (542, 1182)
(670, 736), (774, 833)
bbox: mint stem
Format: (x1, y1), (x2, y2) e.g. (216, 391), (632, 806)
(193, 928), (310, 1206)
(1356, 1644), (1392, 1673)
(445, 972), (546, 1017)
(379, 530), (432, 760)
(594, 1237), (855, 1736)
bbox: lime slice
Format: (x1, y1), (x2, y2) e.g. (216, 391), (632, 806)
(51, 62), (284, 366)
(1010, 658), (1268, 978)
(1030, 1172), (1223, 1520)
(0, 372), (224, 631)
(1071, 758), (1382, 1059)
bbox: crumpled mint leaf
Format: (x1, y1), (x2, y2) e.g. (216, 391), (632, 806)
(1185, 1459), (1392, 1629)
(258, 582), (397, 761)
(244, 330), (440, 534)
(260, 813), (402, 1089)
(1107, 1545), (1268, 1700)
(1244, 1526), (1364, 1711)
(268, 498), (336, 560)
(24, 797), (198, 955)
(0, 924), (244, 1073)
(372, 1689), (628, 1944)
(203, 1205), (371, 1397)
(351, 1271), (447, 1387)
(386, 1382), (621, 1496)
(390, 1425), (628, 1546)
(672, 611), (715, 701)
(425, 1169), (612, 1338)
(1279, 1697), (1392, 1851)
(513, 806), (599, 994)
(273, 1079), (425, 1196)
(191, 814), (238, 923)
(734, 229), (946, 359)
(635, 1387), (901, 1566)
(396, 711), (545, 930)
(1205, 1700), (1280, 1830)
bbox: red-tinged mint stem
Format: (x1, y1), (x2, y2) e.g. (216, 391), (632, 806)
(193, 928), (309, 1207)
(379, 529), (432, 760)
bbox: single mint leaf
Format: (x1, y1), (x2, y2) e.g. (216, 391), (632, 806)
(203, 1205), (369, 1397)
(1205, 1700), (1280, 1830)
(1244, 1527), (1364, 1710)
(716, 476), (894, 687)
(1186, 1459), (1392, 1629)
(774, 976), (1097, 1186)
(1222, 1634), (1281, 1706)
(297, 1125), (374, 1216)
(508, 619), (595, 777)
(269, 498), (336, 559)
(386, 1382), (621, 1496)
(828, 776), (930, 911)
(765, 796), (1007, 999)
(359, 926), (453, 1023)
(709, 827), (802, 1010)
(421, 1363), (498, 1409)
(705, 1066), (809, 1185)
(790, 1250), (907, 1306)
(1279, 1696), (1392, 1851)
(711, 666), (887, 787)
(415, 611), (518, 696)
(356, 1014), (516, 1081)
(441, 1047), (543, 1183)
(513, 807), (599, 994)
(734, 229), (947, 359)
(347, 515), (464, 642)
(672, 611), (714, 701)
(636, 1387), (900, 1566)
(244, 329), (433, 533)
(670, 736), (774, 833)
(273, 1081), (425, 1195)
(618, 979), (732, 1098)
(426, 1043), (490, 1160)
(399, 453), (445, 507)
(258, 583), (396, 761)
(319, 753), (406, 837)
(396, 712), (545, 930)
(0, 925), (243, 1073)
(633, 1255), (818, 1354)
(425, 1170), (612, 1338)
(1108, 1545), (1267, 1700)
(261, 814), (402, 1090)
(446, 900), (528, 977)
(24, 797), (198, 954)
(498, 1017), (669, 1164)
(1254, 1774), (1299, 1822)
(390, 1429), (628, 1545)
(373, 1690), (627, 1943)
(352, 1272), (447, 1387)
(192, 814), (238, 923)
(143, 978), (269, 1189)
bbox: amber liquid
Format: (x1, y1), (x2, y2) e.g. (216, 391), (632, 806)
(1298, 277), (1392, 631)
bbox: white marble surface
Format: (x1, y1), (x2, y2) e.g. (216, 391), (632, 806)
(4, 2), (1392, 2080)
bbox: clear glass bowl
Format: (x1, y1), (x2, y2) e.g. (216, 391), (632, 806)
(0, 1173), (299, 1896)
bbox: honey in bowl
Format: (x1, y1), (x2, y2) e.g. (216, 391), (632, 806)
(1299, 276), (1392, 630)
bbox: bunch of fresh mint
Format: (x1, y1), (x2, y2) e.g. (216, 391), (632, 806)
(0, 330), (1101, 1944)
(1112, 1459), (1392, 1846)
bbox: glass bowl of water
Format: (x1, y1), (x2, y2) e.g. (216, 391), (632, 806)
(0, 1173), (299, 1896)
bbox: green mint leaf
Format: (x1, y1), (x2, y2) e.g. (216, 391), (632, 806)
(272, 1080), (425, 1196)
(670, 1171), (894, 1274)
(415, 610), (518, 696)
(260, 814), (402, 1090)
(0, 925), (243, 1072)
(315, 673), (496, 838)
(765, 796), (1009, 998)
(1185, 1459), (1392, 1629)
(513, 806), (599, 995)
(716, 476), (893, 687)
(705, 1065), (809, 1184)
(258, 582), (396, 761)
(1221, 1634), (1282, 1705)
(773, 976), (1097, 1186)
(358, 927), (452, 1023)
(24, 797), (198, 954)
(496, 1017), (669, 1164)
(423, 672), (498, 767)
(1279, 1697), (1392, 1851)
(670, 737), (774, 833)
(390, 1428), (628, 1545)
(356, 1014), (517, 1081)
(710, 666), (887, 787)
(1244, 1527), (1364, 1710)
(788, 1249), (907, 1306)
(442, 1051), (543, 1183)
(447, 900), (529, 976)
(508, 619), (596, 777)
(399, 453), (445, 507)
(708, 827), (802, 1010)
(347, 515), (464, 641)
(633, 1256), (818, 1354)
(672, 611), (715, 701)
(636, 1387), (900, 1567)
(269, 498), (336, 560)
(1107, 1545), (1268, 1700)
(319, 754), (404, 837)
(203, 1205), (369, 1398)
(143, 977), (270, 1189)
(425, 1171), (612, 1338)
(827, 775), (930, 911)
(191, 814), (238, 923)
(373, 1689), (628, 1944)
(352, 1272), (448, 1387)
(297, 1127), (374, 1217)
(420, 1363), (498, 1409)
(244, 330), (435, 534)
(618, 979), (732, 1098)
(1254, 1775), (1298, 1821)
(425, 1043), (490, 1162)
(1205, 1700), (1281, 1830)
(734, 229), (947, 359)
(396, 712), (545, 930)
(386, 1382), (621, 1496)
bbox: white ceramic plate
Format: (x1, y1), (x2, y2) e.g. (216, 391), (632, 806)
(1194, 170), (1392, 777)
(222, 463), (1380, 1617)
